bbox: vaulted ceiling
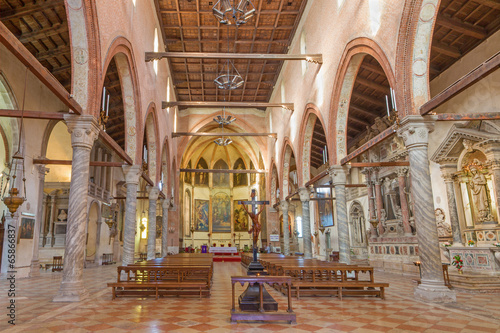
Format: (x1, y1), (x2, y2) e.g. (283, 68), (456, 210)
(0, 0), (71, 92)
(154, 0), (308, 107)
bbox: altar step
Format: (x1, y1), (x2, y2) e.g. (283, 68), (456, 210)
(213, 255), (242, 262)
(448, 271), (500, 292)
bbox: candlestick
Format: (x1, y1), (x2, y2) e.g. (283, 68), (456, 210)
(102, 86), (106, 110)
(106, 94), (110, 116)
(385, 95), (390, 117)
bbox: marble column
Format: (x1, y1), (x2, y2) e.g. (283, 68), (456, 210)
(298, 187), (313, 259)
(161, 199), (169, 257)
(397, 168), (412, 235)
(53, 115), (99, 302)
(121, 165), (142, 266)
(280, 200), (290, 255)
(1, 213), (19, 277)
(45, 195), (56, 247)
(481, 142), (500, 222)
(329, 165), (351, 264)
(30, 165), (49, 277)
(374, 174), (384, 236)
(440, 165), (462, 246)
(398, 115), (456, 303)
(490, 161), (500, 223)
(147, 186), (160, 260)
(362, 168), (378, 238)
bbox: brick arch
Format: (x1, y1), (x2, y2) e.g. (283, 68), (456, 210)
(279, 138), (297, 198)
(101, 37), (142, 164)
(143, 102), (160, 183)
(328, 37), (396, 163)
(298, 103), (328, 185)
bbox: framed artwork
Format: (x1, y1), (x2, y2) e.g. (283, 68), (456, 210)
(213, 160), (229, 187)
(212, 192), (231, 232)
(185, 160), (192, 184)
(19, 218), (35, 239)
(195, 158), (208, 185)
(194, 200), (209, 231)
(317, 192), (334, 227)
(233, 158), (248, 186)
(233, 200), (249, 232)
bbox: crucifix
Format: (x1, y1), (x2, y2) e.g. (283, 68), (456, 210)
(238, 189), (269, 264)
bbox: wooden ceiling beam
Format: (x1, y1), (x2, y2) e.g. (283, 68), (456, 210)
(0, 2), (64, 20)
(162, 101), (293, 110)
(98, 130), (133, 165)
(0, 109), (65, 120)
(360, 62), (387, 76)
(180, 168), (266, 174)
(172, 132), (277, 138)
(355, 77), (390, 94)
(33, 158), (125, 167)
(146, 52), (322, 64)
(341, 126), (397, 165)
(17, 24), (65, 44)
(351, 92), (386, 108)
(437, 15), (488, 39)
(431, 41), (462, 58)
(348, 116), (371, 127)
(161, 25), (295, 30)
(470, 0), (500, 11)
(159, 9), (300, 14)
(349, 103), (378, 118)
(0, 22), (81, 114)
(34, 45), (71, 62)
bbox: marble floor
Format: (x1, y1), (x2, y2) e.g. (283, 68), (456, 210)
(0, 262), (499, 332)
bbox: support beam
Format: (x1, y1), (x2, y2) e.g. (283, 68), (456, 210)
(420, 51), (500, 115)
(0, 109), (66, 120)
(432, 112), (500, 121)
(290, 197), (335, 202)
(146, 52), (322, 64)
(340, 126), (397, 165)
(180, 168), (266, 174)
(32, 159), (125, 167)
(172, 132), (277, 138)
(316, 184), (366, 188)
(437, 15), (488, 40)
(98, 130), (133, 165)
(431, 41), (462, 59)
(0, 22), (82, 114)
(162, 101), (294, 111)
(348, 161), (410, 168)
(304, 170), (329, 187)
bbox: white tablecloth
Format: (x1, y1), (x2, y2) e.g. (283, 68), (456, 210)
(209, 246), (238, 253)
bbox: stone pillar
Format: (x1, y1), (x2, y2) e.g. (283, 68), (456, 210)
(30, 165), (49, 277)
(161, 198), (170, 257)
(490, 161), (500, 223)
(121, 165), (142, 266)
(280, 200), (290, 255)
(45, 195), (56, 247)
(362, 168), (378, 238)
(298, 187), (313, 259)
(374, 175), (384, 235)
(440, 165), (462, 246)
(53, 115), (99, 302)
(398, 115), (456, 303)
(397, 168), (412, 235)
(480, 142), (500, 222)
(147, 186), (160, 260)
(329, 165), (351, 264)
(1, 213), (19, 277)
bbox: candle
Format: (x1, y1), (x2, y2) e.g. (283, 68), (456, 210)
(324, 145), (328, 163)
(393, 90), (397, 111)
(385, 95), (390, 117)
(106, 94), (110, 116)
(102, 86), (106, 110)
(143, 146), (147, 162)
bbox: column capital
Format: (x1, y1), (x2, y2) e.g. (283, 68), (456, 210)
(279, 200), (289, 211)
(328, 165), (349, 186)
(162, 197), (171, 209)
(397, 115), (434, 149)
(36, 164), (50, 178)
(298, 187), (310, 202)
(396, 167), (408, 177)
(122, 165), (142, 185)
(63, 115), (99, 150)
(440, 164), (457, 183)
(147, 186), (160, 201)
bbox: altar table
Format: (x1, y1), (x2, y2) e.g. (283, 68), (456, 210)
(209, 247), (238, 255)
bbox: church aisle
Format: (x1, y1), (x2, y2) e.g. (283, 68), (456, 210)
(0, 263), (499, 332)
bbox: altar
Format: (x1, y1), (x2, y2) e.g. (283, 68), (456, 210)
(209, 246), (238, 255)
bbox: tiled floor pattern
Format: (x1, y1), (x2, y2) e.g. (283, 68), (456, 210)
(0, 262), (499, 332)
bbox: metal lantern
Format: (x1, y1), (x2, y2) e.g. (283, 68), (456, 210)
(212, 0), (256, 26)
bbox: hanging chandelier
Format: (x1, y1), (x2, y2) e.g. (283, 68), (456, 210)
(214, 137), (233, 146)
(213, 106), (236, 126)
(214, 60), (244, 90)
(212, 0), (256, 26)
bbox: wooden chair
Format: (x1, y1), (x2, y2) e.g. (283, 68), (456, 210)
(52, 256), (63, 272)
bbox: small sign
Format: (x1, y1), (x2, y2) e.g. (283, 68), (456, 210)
(270, 234), (280, 242)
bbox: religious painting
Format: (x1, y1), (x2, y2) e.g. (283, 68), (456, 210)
(249, 161), (256, 184)
(195, 158), (208, 186)
(212, 192), (231, 232)
(233, 158), (248, 186)
(185, 160), (192, 184)
(19, 218), (34, 239)
(316, 192), (334, 227)
(213, 160), (229, 187)
(234, 200), (249, 232)
(194, 199), (209, 231)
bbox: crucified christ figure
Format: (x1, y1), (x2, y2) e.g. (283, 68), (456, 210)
(242, 203), (265, 246)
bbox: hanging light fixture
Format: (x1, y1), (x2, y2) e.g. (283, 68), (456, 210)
(212, 0), (256, 26)
(213, 106), (236, 126)
(2, 70), (28, 217)
(214, 60), (244, 90)
(214, 137), (233, 146)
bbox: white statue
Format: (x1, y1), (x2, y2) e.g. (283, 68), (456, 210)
(469, 162), (493, 222)
(435, 208), (451, 237)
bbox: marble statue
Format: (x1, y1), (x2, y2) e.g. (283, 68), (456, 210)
(435, 208), (452, 237)
(469, 162), (493, 222)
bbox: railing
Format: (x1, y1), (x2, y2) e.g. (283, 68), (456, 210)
(88, 182), (111, 203)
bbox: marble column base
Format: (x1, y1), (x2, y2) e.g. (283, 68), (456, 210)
(29, 260), (41, 278)
(414, 280), (456, 303)
(53, 280), (89, 302)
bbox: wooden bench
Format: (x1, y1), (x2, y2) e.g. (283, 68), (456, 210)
(52, 256), (63, 272)
(413, 262), (451, 287)
(108, 265), (211, 300)
(102, 253), (115, 265)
